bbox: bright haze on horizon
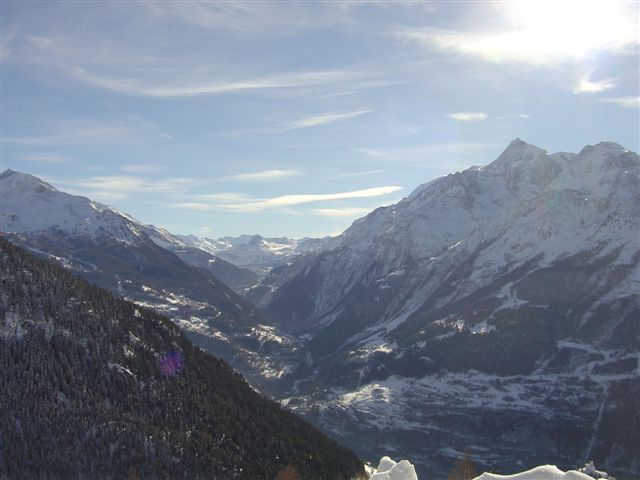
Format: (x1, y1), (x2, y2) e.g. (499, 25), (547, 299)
(1, 0), (638, 238)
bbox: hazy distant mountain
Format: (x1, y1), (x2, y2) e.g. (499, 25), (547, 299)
(180, 233), (335, 275)
(0, 237), (364, 480)
(172, 234), (337, 305)
(260, 140), (640, 477)
(146, 231), (259, 294)
(0, 169), (300, 390)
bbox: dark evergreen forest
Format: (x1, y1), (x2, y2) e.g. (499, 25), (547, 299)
(0, 237), (365, 480)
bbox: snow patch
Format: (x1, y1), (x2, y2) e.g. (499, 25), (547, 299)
(474, 465), (596, 480)
(368, 456), (418, 480)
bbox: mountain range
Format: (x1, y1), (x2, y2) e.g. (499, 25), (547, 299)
(1, 139), (638, 478)
(0, 169), (299, 391)
(179, 233), (333, 276)
(256, 139), (640, 478)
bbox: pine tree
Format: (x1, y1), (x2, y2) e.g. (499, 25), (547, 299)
(448, 452), (478, 480)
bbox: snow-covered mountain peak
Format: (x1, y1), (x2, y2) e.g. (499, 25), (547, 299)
(264, 139), (639, 333)
(550, 142), (639, 200)
(1, 169), (59, 195)
(1, 169), (146, 243)
(574, 141), (637, 175)
(579, 140), (627, 157)
(481, 139), (570, 194)
(493, 138), (548, 163)
(249, 234), (265, 246)
(176, 233), (334, 276)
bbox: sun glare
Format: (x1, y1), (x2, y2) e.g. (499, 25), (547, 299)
(503, 0), (637, 62)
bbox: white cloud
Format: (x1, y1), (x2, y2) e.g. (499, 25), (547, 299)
(600, 96), (640, 108)
(173, 185), (403, 212)
(20, 152), (71, 164)
(340, 169), (385, 177)
(3, 6), (390, 101)
(354, 142), (501, 169)
(221, 109), (376, 138)
(496, 113), (530, 120)
(231, 169), (300, 182)
(66, 189), (129, 202)
(2, 118), (162, 146)
(312, 207), (373, 218)
(573, 74), (617, 94)
(171, 202), (211, 210)
(144, 1), (351, 35)
(233, 185), (402, 211)
(70, 66), (376, 98)
(447, 112), (487, 122)
(51, 175), (197, 199)
(397, 1), (638, 66)
(3, 125), (138, 146)
(121, 164), (161, 173)
(282, 110), (373, 130)
(199, 192), (250, 202)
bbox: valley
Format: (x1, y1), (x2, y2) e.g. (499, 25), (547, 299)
(2, 139), (638, 478)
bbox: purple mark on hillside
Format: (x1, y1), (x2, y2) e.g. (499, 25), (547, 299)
(159, 351), (184, 377)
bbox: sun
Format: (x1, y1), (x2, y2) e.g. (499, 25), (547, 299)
(503, 0), (637, 62)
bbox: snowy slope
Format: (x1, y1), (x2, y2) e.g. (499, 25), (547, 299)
(263, 140), (640, 478)
(1, 169), (149, 243)
(0, 169), (302, 391)
(368, 456), (418, 480)
(474, 466), (595, 480)
(266, 140), (639, 338)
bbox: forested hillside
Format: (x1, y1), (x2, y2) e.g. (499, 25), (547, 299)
(0, 236), (364, 480)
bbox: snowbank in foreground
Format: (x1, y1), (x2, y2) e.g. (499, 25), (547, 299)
(365, 460), (605, 480)
(473, 465), (595, 480)
(367, 456), (418, 480)
(365, 458), (614, 480)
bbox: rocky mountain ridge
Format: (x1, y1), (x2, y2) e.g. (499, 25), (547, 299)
(0, 169), (299, 391)
(2, 139), (638, 477)
(258, 140), (640, 478)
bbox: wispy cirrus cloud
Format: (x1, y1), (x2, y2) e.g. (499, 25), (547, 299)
(496, 113), (530, 120)
(48, 175), (197, 202)
(3, 124), (141, 146)
(171, 202), (211, 211)
(173, 185), (403, 212)
(70, 66), (377, 98)
(220, 109), (375, 138)
(20, 152), (72, 164)
(121, 164), (161, 174)
(144, 1), (367, 36)
(312, 207), (374, 218)
(281, 109), (373, 130)
(2, 117), (165, 147)
(73, 176), (195, 192)
(447, 112), (487, 122)
(339, 169), (384, 178)
(231, 169), (301, 182)
(2, 5), (393, 105)
(600, 96), (640, 108)
(355, 142), (500, 167)
(573, 74), (618, 94)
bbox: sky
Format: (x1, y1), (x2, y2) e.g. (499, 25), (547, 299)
(1, 1), (639, 238)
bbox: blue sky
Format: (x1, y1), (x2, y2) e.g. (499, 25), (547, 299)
(1, 1), (638, 238)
